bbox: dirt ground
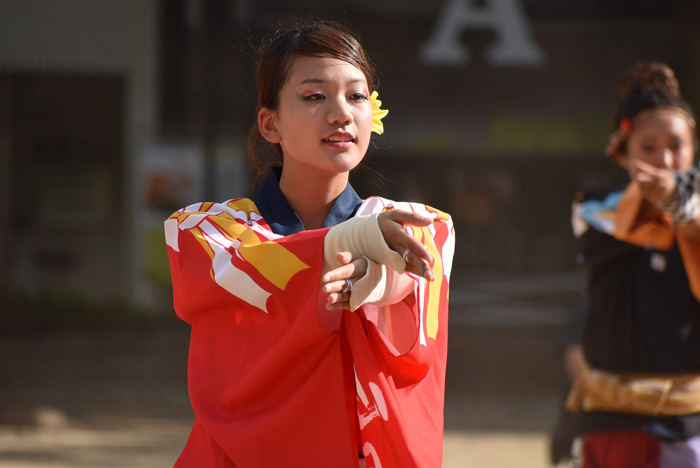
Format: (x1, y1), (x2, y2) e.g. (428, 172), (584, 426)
(0, 321), (570, 468)
(0, 271), (582, 467)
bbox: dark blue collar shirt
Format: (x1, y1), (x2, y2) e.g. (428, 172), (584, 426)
(253, 167), (363, 237)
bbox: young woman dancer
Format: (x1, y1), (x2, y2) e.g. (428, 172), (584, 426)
(566, 61), (700, 467)
(164, 22), (454, 468)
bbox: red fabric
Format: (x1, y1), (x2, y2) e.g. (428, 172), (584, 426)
(165, 198), (453, 468)
(582, 431), (660, 468)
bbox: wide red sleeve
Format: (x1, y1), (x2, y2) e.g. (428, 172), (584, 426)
(346, 200), (455, 468)
(165, 200), (358, 467)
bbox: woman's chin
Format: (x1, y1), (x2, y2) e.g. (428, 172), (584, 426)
(325, 153), (364, 173)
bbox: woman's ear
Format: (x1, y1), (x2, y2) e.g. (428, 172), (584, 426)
(258, 107), (281, 144)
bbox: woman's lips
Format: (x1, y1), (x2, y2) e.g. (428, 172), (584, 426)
(323, 134), (355, 148)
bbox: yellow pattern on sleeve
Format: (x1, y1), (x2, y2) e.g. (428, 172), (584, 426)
(173, 201), (310, 292)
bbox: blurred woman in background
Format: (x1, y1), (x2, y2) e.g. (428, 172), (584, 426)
(566, 61), (700, 467)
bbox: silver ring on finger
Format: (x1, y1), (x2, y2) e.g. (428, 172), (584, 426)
(340, 278), (354, 293)
(402, 248), (410, 263)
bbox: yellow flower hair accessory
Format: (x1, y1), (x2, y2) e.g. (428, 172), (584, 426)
(370, 91), (388, 135)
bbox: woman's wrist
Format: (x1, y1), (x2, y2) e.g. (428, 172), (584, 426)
(658, 169), (700, 225)
(324, 213), (406, 273)
(348, 259), (414, 311)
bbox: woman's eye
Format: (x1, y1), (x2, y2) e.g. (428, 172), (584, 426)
(298, 92), (324, 101)
(672, 138), (684, 149)
(350, 93), (369, 101)
(641, 142), (655, 152)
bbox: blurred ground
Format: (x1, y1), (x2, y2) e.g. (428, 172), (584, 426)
(0, 274), (578, 467)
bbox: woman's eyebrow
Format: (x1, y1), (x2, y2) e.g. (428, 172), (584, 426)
(299, 78), (366, 85)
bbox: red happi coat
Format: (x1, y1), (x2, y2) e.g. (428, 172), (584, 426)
(165, 196), (455, 468)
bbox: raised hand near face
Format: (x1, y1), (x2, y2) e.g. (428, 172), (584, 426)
(634, 160), (677, 208)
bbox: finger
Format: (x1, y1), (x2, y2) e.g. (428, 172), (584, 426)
(322, 279), (351, 294)
(404, 251), (435, 282)
(635, 160), (668, 178)
(405, 263), (434, 281)
(381, 219), (434, 265)
(636, 172), (655, 183)
(326, 291), (350, 304)
(322, 256), (367, 284)
(322, 263), (367, 292)
(635, 160), (656, 173)
(396, 235), (434, 267)
(410, 238), (434, 266)
(336, 251), (362, 266)
(378, 211), (436, 266)
(326, 300), (351, 311)
(635, 167), (669, 190)
(384, 209), (437, 227)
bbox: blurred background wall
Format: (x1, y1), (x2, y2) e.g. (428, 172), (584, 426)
(1, 0), (699, 312)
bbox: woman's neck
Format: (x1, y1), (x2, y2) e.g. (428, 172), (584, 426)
(278, 166), (349, 231)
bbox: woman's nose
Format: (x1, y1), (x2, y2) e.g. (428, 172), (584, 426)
(662, 149), (674, 170)
(327, 98), (353, 126)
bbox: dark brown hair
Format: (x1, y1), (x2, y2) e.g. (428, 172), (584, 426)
(613, 61), (694, 131)
(610, 61), (695, 156)
(247, 21), (377, 184)
(616, 61), (681, 108)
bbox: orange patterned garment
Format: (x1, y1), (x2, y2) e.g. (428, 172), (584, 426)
(614, 182), (700, 301)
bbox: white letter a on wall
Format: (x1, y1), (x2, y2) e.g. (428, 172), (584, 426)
(419, 0), (545, 67)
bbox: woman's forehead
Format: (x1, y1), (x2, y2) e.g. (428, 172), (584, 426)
(634, 112), (693, 137)
(288, 56), (367, 86)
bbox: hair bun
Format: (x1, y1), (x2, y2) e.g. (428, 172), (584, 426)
(617, 61), (681, 106)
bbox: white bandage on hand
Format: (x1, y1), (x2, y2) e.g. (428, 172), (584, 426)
(323, 213), (406, 272)
(323, 213), (414, 311)
(348, 258), (386, 311)
(348, 258), (415, 311)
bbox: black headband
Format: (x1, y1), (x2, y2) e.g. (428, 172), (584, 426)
(614, 91), (694, 129)
(606, 91), (697, 157)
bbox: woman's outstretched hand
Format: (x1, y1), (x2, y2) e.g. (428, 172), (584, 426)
(635, 160), (677, 208)
(321, 252), (368, 310)
(378, 210), (437, 281)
